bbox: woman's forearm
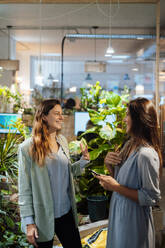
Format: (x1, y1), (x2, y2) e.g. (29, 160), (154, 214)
(98, 175), (138, 203)
(113, 184), (138, 203)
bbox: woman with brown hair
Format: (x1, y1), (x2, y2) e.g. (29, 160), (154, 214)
(95, 97), (162, 248)
(18, 99), (89, 248)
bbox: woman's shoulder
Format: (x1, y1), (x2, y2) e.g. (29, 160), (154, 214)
(19, 137), (33, 151)
(138, 146), (159, 163)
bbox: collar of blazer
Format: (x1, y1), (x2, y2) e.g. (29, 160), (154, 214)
(56, 134), (70, 161)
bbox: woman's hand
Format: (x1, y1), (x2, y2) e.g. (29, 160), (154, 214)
(95, 174), (120, 192)
(104, 152), (122, 167)
(104, 152), (122, 175)
(80, 144), (90, 160)
(95, 174), (138, 202)
(26, 224), (39, 247)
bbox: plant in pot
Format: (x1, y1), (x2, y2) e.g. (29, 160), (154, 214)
(69, 82), (129, 222)
(0, 86), (14, 113)
(0, 85), (23, 113)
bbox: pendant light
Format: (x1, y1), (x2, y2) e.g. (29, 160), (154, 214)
(105, 0), (115, 57)
(36, 0), (43, 86)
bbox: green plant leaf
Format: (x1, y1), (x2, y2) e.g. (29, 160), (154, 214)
(106, 92), (121, 106)
(81, 127), (97, 136)
(4, 215), (15, 229)
(116, 128), (125, 133)
(89, 144), (110, 160)
(80, 137), (87, 150)
(69, 140), (81, 155)
(69, 138), (87, 155)
(0, 209), (6, 215)
(99, 125), (116, 140)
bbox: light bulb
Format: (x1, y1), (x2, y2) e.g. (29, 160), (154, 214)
(106, 46), (115, 54)
(36, 74), (43, 86)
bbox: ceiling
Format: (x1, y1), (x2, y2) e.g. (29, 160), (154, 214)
(0, 0), (165, 61)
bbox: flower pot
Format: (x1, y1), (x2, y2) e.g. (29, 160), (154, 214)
(87, 195), (108, 222)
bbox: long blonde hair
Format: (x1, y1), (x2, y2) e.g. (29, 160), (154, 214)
(30, 99), (61, 166)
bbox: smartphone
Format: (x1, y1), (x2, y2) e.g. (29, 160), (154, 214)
(89, 169), (100, 176)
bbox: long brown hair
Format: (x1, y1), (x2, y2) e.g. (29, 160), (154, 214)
(30, 99), (61, 166)
(125, 97), (162, 175)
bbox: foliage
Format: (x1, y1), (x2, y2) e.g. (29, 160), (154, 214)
(70, 82), (129, 211)
(10, 118), (31, 140)
(0, 85), (23, 113)
(0, 130), (22, 183)
(0, 188), (32, 247)
(80, 81), (102, 110)
(0, 126), (31, 246)
(0, 119), (30, 184)
(69, 137), (87, 155)
(0, 86), (13, 103)
(23, 107), (34, 115)
(12, 89), (23, 114)
(0, 85), (33, 246)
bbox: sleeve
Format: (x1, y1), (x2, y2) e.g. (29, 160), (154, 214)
(22, 216), (35, 225)
(71, 156), (90, 177)
(18, 145), (34, 217)
(59, 134), (90, 177)
(137, 150), (161, 206)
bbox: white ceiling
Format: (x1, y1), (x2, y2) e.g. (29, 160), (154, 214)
(0, 1), (165, 61)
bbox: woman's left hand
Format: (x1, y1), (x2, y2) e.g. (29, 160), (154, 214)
(95, 174), (120, 192)
(80, 144), (90, 160)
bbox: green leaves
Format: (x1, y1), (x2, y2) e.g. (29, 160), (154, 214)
(80, 81), (102, 111)
(89, 144), (110, 160)
(69, 140), (82, 155)
(73, 82), (129, 204)
(10, 118), (31, 139)
(69, 138), (87, 155)
(4, 216), (15, 229)
(99, 125), (116, 140)
(106, 92), (121, 106)
(81, 126), (97, 135)
(0, 130), (22, 182)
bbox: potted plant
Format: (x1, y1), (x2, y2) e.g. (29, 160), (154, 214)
(0, 85), (24, 114)
(0, 86), (13, 113)
(69, 82), (129, 221)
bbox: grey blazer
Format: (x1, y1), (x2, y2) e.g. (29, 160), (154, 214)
(18, 134), (85, 242)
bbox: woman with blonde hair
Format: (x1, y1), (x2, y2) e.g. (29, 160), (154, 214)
(18, 99), (89, 248)
(95, 97), (162, 248)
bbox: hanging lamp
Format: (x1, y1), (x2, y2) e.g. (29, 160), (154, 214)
(105, 0), (115, 57)
(36, 0), (43, 86)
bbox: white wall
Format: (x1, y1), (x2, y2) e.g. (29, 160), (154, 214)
(16, 50), (31, 91)
(0, 36), (17, 87)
